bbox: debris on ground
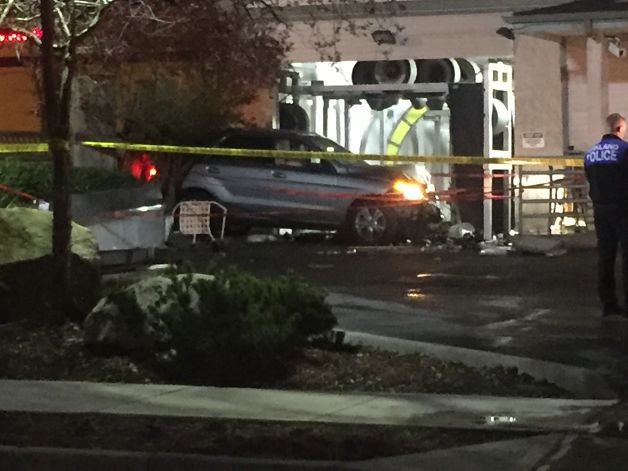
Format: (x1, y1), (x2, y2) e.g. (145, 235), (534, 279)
(479, 238), (512, 256)
(420, 240), (463, 254)
(448, 222), (476, 241)
(512, 235), (567, 257)
(245, 233), (278, 243)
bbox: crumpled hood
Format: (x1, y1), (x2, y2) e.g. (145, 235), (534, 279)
(338, 162), (424, 183)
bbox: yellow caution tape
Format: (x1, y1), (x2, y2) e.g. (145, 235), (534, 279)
(0, 143), (49, 153)
(0, 140), (585, 167)
(81, 140), (585, 167)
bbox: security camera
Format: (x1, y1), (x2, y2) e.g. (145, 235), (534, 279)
(608, 38), (626, 59)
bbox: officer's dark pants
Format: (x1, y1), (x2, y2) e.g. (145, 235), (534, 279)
(593, 204), (628, 309)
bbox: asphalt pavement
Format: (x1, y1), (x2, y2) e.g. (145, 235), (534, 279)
(8, 238), (628, 470)
(207, 240), (628, 393)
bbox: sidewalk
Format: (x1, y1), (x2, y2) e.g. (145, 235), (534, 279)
(0, 379), (615, 432)
(1, 379), (621, 470)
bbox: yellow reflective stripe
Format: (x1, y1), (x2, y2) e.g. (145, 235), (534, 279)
(389, 121), (412, 147)
(386, 106), (428, 155)
(406, 106), (428, 122)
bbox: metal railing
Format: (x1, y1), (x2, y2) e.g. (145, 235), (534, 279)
(515, 165), (593, 235)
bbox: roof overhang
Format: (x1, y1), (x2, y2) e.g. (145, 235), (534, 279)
(260, 0), (566, 22)
(505, 9), (628, 36)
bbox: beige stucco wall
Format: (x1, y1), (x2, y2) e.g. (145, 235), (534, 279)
(512, 33), (628, 234)
(565, 35), (628, 151)
(564, 37), (589, 152)
(287, 13), (514, 62)
(606, 52), (628, 133)
(513, 34), (564, 157)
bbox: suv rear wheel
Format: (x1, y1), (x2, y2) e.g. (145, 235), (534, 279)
(345, 203), (398, 245)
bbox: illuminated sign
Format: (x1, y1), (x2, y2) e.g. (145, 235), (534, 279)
(0, 28), (43, 44)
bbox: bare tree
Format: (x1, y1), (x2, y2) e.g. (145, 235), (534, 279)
(0, 0), (114, 319)
(0, 0), (288, 319)
(257, 0), (407, 61)
(0, 0), (400, 319)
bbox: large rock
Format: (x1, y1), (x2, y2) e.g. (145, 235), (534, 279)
(84, 273), (214, 354)
(0, 208), (98, 265)
(0, 208), (100, 323)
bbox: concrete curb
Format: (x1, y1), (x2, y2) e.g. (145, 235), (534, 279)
(343, 434), (569, 471)
(0, 445), (341, 471)
(0, 435), (575, 471)
(340, 330), (616, 400)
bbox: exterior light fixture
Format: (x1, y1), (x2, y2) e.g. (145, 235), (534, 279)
(496, 27), (515, 41)
(372, 30), (396, 45)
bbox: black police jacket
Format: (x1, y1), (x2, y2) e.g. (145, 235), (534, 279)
(584, 134), (628, 205)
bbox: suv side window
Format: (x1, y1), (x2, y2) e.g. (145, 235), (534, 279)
(275, 138), (291, 151)
(221, 135), (275, 149)
(214, 134), (275, 166)
(279, 137), (336, 174)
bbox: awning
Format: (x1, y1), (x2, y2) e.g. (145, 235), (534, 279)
(505, 0), (628, 35)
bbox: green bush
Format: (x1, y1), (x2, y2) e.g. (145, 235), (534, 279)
(161, 268), (336, 382)
(88, 266), (337, 383)
(0, 159), (140, 207)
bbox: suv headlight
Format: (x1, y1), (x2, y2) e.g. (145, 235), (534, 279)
(393, 180), (426, 201)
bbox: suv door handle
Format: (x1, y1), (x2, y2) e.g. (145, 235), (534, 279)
(271, 170), (286, 179)
(206, 165), (220, 174)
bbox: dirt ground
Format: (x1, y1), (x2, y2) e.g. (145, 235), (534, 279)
(0, 320), (570, 397)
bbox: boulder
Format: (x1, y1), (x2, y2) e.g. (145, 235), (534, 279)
(0, 208), (100, 323)
(84, 273), (214, 354)
(0, 208), (98, 265)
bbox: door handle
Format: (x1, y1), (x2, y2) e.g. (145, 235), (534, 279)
(272, 170), (286, 179)
(206, 166), (220, 174)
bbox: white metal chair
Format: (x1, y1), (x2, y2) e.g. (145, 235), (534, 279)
(171, 200), (227, 243)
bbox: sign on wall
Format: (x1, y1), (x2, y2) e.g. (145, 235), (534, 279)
(522, 131), (545, 149)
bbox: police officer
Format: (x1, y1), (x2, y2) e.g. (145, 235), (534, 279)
(585, 113), (628, 318)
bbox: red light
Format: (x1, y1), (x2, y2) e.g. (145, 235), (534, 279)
(0, 28), (41, 44)
(129, 152), (158, 182)
(147, 166), (158, 181)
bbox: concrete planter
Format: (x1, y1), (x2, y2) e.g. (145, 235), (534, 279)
(70, 186), (167, 252)
(71, 185), (161, 225)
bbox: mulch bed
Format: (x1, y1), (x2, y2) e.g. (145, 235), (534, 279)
(0, 320), (570, 398)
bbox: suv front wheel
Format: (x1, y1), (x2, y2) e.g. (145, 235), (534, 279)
(345, 203), (398, 245)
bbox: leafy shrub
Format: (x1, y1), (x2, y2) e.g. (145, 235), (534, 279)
(160, 268), (336, 382)
(0, 159), (140, 207)
(87, 266), (337, 384)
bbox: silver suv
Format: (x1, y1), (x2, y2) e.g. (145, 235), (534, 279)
(179, 128), (439, 245)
